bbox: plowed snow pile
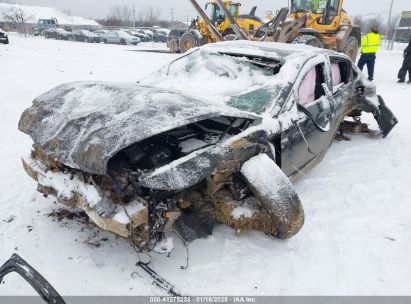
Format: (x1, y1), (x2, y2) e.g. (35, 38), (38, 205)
(0, 35), (410, 296)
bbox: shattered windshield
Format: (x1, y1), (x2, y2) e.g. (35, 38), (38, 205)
(141, 49), (283, 114)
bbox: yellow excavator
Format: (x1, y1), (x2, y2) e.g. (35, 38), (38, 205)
(255, 0), (361, 61)
(167, 0), (263, 53)
(168, 0), (360, 61)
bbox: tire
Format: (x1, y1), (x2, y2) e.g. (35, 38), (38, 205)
(341, 36), (359, 62)
(4, 38), (9, 44)
(103, 38), (108, 44)
(120, 39), (126, 45)
(179, 32), (199, 53)
(292, 34), (324, 48)
(241, 154), (304, 239)
(85, 37), (90, 43)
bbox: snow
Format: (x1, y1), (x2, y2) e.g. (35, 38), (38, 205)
(0, 3), (99, 26)
(25, 155), (102, 208)
(232, 205), (255, 220)
(112, 202), (146, 225)
(1, 36), (411, 296)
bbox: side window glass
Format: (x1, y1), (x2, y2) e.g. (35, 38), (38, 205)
(298, 64), (326, 106)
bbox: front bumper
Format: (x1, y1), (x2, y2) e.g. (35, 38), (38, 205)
(22, 152), (148, 238)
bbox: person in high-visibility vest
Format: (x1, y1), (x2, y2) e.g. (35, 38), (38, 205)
(357, 26), (381, 81)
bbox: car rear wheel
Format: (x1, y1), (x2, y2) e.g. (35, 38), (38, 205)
(292, 34), (324, 48)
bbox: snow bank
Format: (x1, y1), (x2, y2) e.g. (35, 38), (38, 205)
(0, 3), (99, 26)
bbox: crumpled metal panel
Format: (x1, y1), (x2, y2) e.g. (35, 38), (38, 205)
(18, 81), (256, 175)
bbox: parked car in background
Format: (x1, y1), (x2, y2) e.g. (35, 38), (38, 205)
(100, 30), (140, 45)
(69, 29), (100, 43)
(43, 28), (71, 40)
(152, 28), (169, 42)
(0, 27), (9, 44)
(33, 18), (58, 36)
(140, 29), (153, 40)
(93, 29), (109, 36)
(127, 30), (149, 42)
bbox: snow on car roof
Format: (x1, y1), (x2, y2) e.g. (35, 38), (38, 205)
(204, 40), (345, 62)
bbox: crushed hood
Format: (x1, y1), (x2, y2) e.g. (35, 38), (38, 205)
(19, 81), (256, 175)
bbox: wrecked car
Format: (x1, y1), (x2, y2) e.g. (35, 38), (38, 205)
(18, 41), (398, 251)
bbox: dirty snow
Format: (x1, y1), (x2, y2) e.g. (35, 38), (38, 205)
(232, 205), (255, 220)
(25, 155), (102, 207)
(112, 202), (146, 225)
(0, 35), (411, 296)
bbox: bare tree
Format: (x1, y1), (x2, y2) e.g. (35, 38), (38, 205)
(104, 5), (133, 27)
(366, 15), (385, 32)
(2, 5), (33, 36)
(353, 15), (366, 33)
(138, 6), (162, 26)
(62, 9), (72, 16)
(386, 14), (400, 40)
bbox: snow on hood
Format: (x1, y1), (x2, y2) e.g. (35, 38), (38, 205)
(19, 82), (256, 175)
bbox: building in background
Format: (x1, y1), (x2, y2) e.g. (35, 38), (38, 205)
(0, 3), (100, 33)
(397, 11), (411, 42)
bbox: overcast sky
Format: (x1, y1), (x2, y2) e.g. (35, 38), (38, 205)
(7, 0), (411, 21)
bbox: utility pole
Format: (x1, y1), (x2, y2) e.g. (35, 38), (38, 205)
(170, 7), (174, 22)
(386, 0), (394, 48)
(132, 4), (136, 28)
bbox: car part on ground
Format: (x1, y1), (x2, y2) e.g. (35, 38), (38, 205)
(18, 41), (398, 252)
(0, 27), (8, 44)
(0, 254), (65, 304)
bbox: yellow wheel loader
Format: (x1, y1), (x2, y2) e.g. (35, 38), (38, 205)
(254, 0), (361, 61)
(167, 0), (263, 53)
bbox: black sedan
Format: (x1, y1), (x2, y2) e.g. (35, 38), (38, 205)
(69, 29), (100, 43)
(18, 41), (398, 251)
(43, 28), (71, 40)
(0, 27), (9, 44)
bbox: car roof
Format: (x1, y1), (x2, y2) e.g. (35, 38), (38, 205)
(203, 40), (349, 63)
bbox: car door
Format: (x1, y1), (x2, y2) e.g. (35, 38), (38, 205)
(281, 56), (339, 180)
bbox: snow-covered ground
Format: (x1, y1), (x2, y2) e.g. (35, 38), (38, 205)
(0, 35), (410, 296)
